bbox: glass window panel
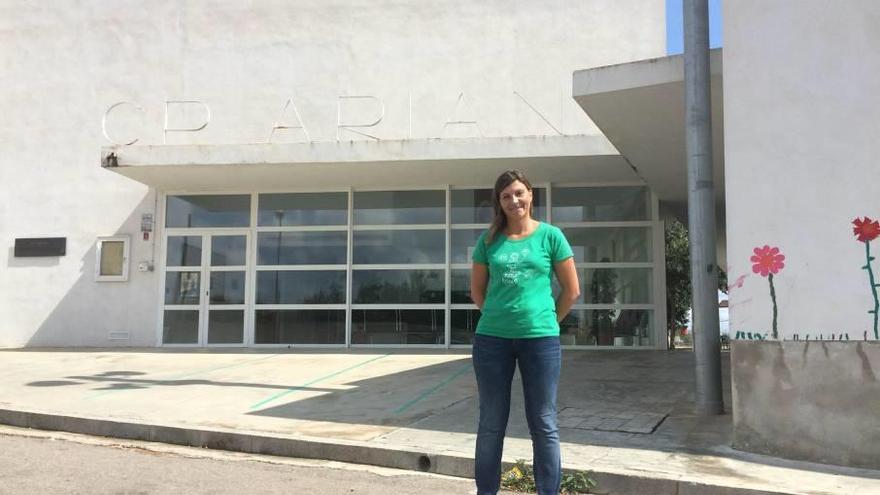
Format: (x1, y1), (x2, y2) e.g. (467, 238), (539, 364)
(163, 310), (199, 344)
(99, 241), (125, 276)
(552, 186), (650, 222)
(255, 310), (346, 344)
(165, 195), (250, 228)
(351, 309), (444, 345)
(559, 309), (654, 346)
(353, 190), (445, 225)
(581, 268), (652, 304)
(257, 271), (346, 304)
(211, 235), (247, 266)
(258, 231), (347, 265)
(451, 188), (545, 223)
(258, 192), (348, 226)
(352, 309), (397, 344)
(533, 187), (547, 221)
(451, 309), (481, 345)
(208, 310), (244, 344)
(166, 236), (202, 267)
(451, 189), (493, 224)
(209, 271), (245, 304)
(451, 269), (472, 304)
(353, 230), (445, 264)
(165, 272), (201, 305)
(451, 229), (483, 264)
(399, 309), (445, 345)
(562, 227), (652, 263)
(353, 270), (444, 304)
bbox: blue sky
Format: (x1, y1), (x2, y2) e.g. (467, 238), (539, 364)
(666, 0), (723, 54)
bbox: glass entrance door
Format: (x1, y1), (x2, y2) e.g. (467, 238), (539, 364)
(162, 232), (249, 346)
(205, 234), (248, 345)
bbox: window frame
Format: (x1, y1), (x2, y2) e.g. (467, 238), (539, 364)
(155, 184), (664, 349)
(95, 235), (131, 282)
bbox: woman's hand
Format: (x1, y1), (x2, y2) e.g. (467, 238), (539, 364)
(554, 257), (580, 322)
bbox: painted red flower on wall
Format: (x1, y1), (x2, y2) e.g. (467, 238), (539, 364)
(853, 216), (880, 242)
(853, 216), (879, 340)
(750, 245), (785, 277)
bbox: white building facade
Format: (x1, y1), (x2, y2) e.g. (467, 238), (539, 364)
(722, 0), (880, 343)
(574, 0), (880, 344)
(1, 0), (672, 348)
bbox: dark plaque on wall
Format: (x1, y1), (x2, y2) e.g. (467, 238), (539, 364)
(14, 237), (67, 257)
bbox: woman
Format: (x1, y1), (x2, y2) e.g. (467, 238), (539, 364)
(470, 169), (580, 495)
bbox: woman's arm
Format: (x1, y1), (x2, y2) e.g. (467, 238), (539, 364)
(554, 257), (580, 322)
(471, 262), (489, 310)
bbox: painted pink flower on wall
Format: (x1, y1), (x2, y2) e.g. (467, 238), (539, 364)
(750, 245), (784, 339)
(751, 245), (785, 276)
(852, 216), (879, 339)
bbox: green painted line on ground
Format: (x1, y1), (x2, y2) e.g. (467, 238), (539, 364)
(249, 353), (391, 411)
(393, 362), (471, 415)
(84, 353), (281, 400)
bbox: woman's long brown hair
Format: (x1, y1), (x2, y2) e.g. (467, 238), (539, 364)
(485, 169), (534, 245)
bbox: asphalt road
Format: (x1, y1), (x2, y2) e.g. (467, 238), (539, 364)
(0, 426), (480, 495)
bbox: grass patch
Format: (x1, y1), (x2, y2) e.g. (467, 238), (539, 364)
(501, 459), (598, 494)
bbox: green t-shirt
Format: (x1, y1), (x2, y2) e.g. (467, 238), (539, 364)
(472, 222), (574, 339)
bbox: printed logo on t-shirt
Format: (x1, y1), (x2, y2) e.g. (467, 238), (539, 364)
(497, 248), (535, 286)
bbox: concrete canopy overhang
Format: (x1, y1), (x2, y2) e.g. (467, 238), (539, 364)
(572, 49), (725, 254)
(100, 135), (639, 192)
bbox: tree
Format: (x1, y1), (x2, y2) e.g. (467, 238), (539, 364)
(665, 219), (727, 349)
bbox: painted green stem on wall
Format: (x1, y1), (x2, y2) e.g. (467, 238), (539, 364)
(768, 273), (778, 340)
(864, 241), (879, 340)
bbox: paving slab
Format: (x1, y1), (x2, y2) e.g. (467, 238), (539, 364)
(0, 348), (878, 494)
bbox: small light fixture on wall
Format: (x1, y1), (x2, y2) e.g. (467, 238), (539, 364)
(103, 152), (118, 168)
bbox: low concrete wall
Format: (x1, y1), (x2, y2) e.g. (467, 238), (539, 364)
(731, 341), (880, 469)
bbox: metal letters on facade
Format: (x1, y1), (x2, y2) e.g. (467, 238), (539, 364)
(102, 91), (572, 145)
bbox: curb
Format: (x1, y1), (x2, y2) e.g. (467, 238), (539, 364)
(0, 407), (471, 476)
(0, 407), (788, 495)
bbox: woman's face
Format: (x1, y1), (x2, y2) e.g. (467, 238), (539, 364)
(498, 180), (532, 221)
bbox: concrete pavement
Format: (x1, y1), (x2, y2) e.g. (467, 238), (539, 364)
(0, 348), (877, 494)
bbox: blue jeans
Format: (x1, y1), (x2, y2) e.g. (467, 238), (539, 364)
(472, 334), (561, 495)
